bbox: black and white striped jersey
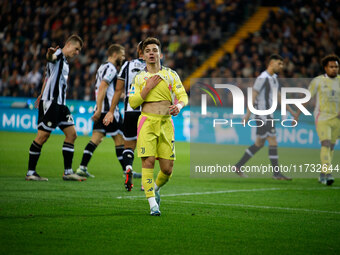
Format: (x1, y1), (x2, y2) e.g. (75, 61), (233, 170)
(42, 49), (69, 105)
(253, 70), (281, 120)
(94, 62), (118, 113)
(118, 59), (146, 112)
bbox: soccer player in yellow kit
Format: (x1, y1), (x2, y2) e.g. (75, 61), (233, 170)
(129, 37), (188, 215)
(296, 54), (340, 185)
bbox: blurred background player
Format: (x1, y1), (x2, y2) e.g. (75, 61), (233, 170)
(76, 44), (125, 178)
(234, 54), (296, 180)
(295, 54), (340, 185)
(104, 41), (146, 191)
(26, 35), (85, 181)
(129, 37), (188, 215)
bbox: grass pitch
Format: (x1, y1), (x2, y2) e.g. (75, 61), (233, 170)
(0, 131), (339, 255)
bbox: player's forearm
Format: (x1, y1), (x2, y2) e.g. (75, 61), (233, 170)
(140, 86), (153, 99)
(177, 94), (188, 107)
(40, 77), (47, 96)
(96, 81), (108, 112)
(129, 92), (144, 109)
(108, 87), (123, 113)
(46, 53), (56, 62)
(129, 84), (151, 109)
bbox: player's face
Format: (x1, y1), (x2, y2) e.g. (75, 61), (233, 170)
(143, 44), (162, 64)
(273, 60), (284, 73)
(325, 61), (339, 78)
(67, 42), (81, 58)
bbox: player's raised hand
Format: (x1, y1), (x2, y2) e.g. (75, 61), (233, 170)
(146, 75), (162, 89)
(103, 112), (113, 126)
(47, 46), (59, 60)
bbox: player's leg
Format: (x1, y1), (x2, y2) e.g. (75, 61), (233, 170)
(122, 112), (142, 178)
(26, 100), (56, 181)
(234, 135), (264, 177)
(137, 114), (159, 214)
(61, 125), (85, 181)
(107, 111), (125, 173)
(113, 133), (125, 171)
(155, 158), (174, 206)
(141, 156), (160, 215)
(77, 131), (105, 178)
(316, 120), (332, 184)
(327, 117), (340, 185)
(267, 136), (291, 180)
(58, 105), (85, 181)
(26, 129), (50, 181)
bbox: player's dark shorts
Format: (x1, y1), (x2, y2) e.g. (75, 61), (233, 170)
(93, 112), (123, 136)
(123, 111), (141, 140)
(256, 119), (276, 138)
(38, 100), (74, 133)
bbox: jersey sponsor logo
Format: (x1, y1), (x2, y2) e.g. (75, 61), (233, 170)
(147, 187), (154, 192)
(129, 86), (135, 95)
(132, 68), (141, 73)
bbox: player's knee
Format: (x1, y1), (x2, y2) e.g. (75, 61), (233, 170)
(321, 140), (331, 147)
(36, 133), (50, 145)
(67, 132), (77, 142)
(143, 157), (155, 168)
(255, 141), (264, 148)
(161, 161), (174, 175)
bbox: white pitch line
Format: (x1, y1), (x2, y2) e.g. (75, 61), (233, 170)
(164, 199), (340, 215)
(116, 187), (282, 199)
(116, 186), (340, 199)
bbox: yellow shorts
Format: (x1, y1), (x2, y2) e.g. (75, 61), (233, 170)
(136, 112), (175, 160)
(316, 117), (340, 144)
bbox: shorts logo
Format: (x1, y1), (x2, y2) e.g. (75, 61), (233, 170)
(66, 114), (74, 122)
(141, 147), (145, 154)
(47, 121), (52, 127)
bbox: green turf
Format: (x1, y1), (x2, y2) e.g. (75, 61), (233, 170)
(0, 131), (339, 255)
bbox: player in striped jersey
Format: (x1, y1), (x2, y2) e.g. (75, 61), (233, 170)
(104, 41), (146, 191)
(234, 54), (295, 180)
(76, 44), (126, 179)
(26, 35), (85, 181)
(295, 54), (340, 185)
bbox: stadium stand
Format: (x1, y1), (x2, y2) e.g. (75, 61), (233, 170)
(205, 0), (340, 80)
(0, 0), (254, 99)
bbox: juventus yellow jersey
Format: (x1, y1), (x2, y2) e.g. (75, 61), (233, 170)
(129, 66), (188, 109)
(309, 74), (340, 122)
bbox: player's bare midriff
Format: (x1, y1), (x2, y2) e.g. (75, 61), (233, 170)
(142, 101), (171, 115)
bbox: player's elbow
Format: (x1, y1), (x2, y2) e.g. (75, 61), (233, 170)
(129, 94), (144, 109)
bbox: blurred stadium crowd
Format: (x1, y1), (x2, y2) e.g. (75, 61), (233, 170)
(0, 0), (339, 101)
(0, 0), (251, 99)
(208, 0), (340, 80)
